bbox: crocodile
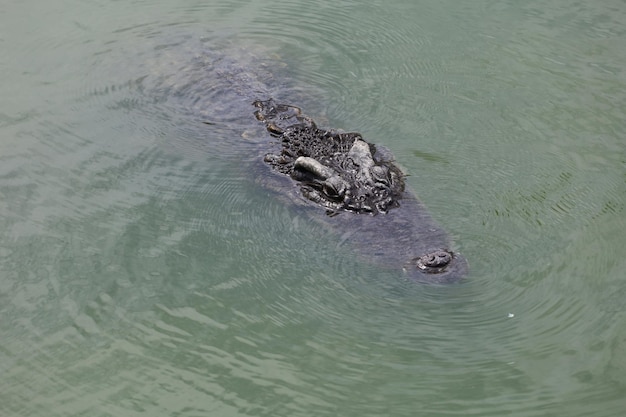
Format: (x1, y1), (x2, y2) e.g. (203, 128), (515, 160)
(144, 37), (467, 283)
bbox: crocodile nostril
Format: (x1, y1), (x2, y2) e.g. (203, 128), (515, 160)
(414, 250), (453, 273)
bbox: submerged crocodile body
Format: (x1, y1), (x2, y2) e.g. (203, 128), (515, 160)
(146, 37), (467, 282)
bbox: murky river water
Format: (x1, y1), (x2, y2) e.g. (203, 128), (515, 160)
(1, 0), (625, 416)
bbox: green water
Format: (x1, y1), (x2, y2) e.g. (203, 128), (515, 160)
(1, 0), (625, 416)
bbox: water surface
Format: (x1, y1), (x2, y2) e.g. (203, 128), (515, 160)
(1, 0), (625, 416)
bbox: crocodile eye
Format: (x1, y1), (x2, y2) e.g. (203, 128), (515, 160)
(322, 176), (346, 198)
(371, 165), (389, 185)
(323, 182), (337, 196)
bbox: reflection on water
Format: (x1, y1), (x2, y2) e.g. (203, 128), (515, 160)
(1, 0), (626, 416)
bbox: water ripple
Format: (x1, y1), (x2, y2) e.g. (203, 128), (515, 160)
(3, 0), (626, 415)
